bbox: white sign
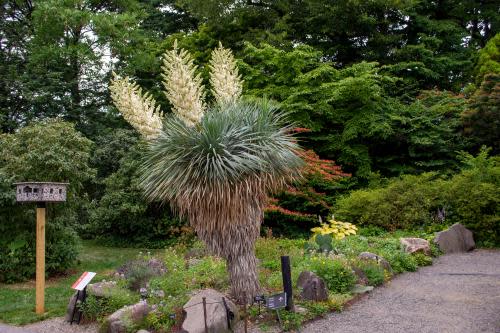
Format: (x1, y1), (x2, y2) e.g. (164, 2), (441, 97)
(71, 272), (96, 291)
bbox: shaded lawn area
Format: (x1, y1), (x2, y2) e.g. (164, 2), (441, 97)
(0, 240), (158, 325)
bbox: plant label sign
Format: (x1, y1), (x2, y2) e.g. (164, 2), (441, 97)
(266, 292), (287, 310)
(71, 272), (96, 291)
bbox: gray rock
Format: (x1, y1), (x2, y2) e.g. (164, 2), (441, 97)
(352, 284), (374, 294)
(182, 289), (239, 333)
(297, 271), (329, 302)
(102, 301), (151, 333)
(136, 330), (151, 333)
(87, 281), (117, 298)
(400, 237), (431, 255)
(358, 252), (393, 273)
(434, 223), (475, 253)
(297, 271), (316, 289)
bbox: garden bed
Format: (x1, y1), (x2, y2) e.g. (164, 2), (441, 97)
(74, 229), (438, 332)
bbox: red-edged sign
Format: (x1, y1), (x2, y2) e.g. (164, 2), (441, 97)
(71, 272), (96, 290)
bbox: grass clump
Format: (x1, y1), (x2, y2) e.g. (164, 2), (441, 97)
(306, 256), (357, 293)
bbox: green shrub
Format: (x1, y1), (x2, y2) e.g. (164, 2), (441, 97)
(383, 251), (418, 274)
(336, 149), (500, 245)
(307, 257), (356, 293)
(0, 120), (93, 282)
(413, 253), (433, 266)
(85, 141), (189, 248)
(444, 149), (500, 245)
(336, 172), (444, 230)
(186, 256), (228, 290)
(279, 309), (304, 331)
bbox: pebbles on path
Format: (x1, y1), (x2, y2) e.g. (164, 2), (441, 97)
(302, 250), (500, 333)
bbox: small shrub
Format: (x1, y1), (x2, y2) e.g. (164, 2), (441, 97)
(117, 257), (167, 291)
(303, 301), (330, 317)
(357, 261), (385, 286)
(358, 226), (386, 237)
(413, 253), (433, 266)
(187, 256), (228, 290)
(383, 251), (417, 274)
(307, 257), (357, 293)
(279, 309), (304, 331)
(327, 294), (351, 312)
(144, 302), (178, 332)
(80, 288), (139, 321)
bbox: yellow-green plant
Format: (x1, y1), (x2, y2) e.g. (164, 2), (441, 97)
(311, 216), (358, 240)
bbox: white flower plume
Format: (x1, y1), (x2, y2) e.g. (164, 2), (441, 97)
(162, 40), (206, 127)
(110, 74), (163, 140)
(209, 42), (243, 105)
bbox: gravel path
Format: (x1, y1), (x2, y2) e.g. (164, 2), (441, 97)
(303, 249), (500, 333)
(22, 317), (98, 333)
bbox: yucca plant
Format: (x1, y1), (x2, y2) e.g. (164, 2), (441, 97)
(110, 42), (302, 302)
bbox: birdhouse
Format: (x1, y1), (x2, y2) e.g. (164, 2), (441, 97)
(14, 182), (69, 203)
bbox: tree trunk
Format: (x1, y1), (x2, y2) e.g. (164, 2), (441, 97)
(181, 179), (267, 305)
(226, 245), (260, 304)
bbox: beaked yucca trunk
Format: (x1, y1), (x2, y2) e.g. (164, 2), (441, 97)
(226, 246), (260, 304)
(187, 190), (264, 304)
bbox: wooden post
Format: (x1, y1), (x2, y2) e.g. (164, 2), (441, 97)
(36, 202), (46, 314)
(281, 256), (294, 311)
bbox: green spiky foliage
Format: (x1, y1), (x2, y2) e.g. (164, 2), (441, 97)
(140, 100), (302, 301)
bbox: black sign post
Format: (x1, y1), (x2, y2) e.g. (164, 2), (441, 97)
(281, 256), (294, 311)
(69, 287), (87, 325)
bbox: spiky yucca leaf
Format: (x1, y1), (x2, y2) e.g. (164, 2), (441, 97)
(140, 100), (302, 205)
(209, 42), (243, 105)
(162, 40), (206, 127)
(139, 99), (302, 300)
(110, 75), (163, 140)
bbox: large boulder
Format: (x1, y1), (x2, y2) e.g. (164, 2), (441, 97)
(358, 252), (392, 273)
(298, 272), (328, 302)
(400, 238), (431, 255)
(434, 223), (475, 253)
(297, 271), (316, 289)
(102, 301), (151, 333)
(182, 289), (239, 333)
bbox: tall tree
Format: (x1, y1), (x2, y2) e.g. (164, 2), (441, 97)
(0, 1), (34, 132)
(24, 0), (149, 138)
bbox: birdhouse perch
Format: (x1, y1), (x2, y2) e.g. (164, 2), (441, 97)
(14, 181), (69, 314)
(15, 182), (69, 203)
